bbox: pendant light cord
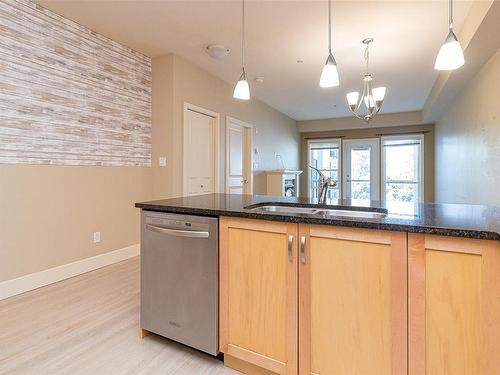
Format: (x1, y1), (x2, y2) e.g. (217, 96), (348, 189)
(241, 0), (246, 75)
(448, 0), (453, 30)
(328, 0), (332, 53)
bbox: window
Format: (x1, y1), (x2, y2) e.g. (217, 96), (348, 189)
(307, 139), (341, 200)
(382, 135), (424, 202)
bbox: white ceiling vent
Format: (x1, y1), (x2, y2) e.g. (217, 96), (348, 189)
(206, 44), (230, 60)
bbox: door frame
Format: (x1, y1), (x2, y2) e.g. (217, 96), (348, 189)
(342, 138), (380, 200)
(183, 102), (220, 196)
(225, 116), (253, 194)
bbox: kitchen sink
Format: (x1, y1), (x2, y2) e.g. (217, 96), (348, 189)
(249, 205), (320, 215)
(315, 208), (387, 219)
(247, 205), (387, 219)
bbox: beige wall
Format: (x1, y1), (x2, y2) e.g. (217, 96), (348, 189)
(151, 55), (175, 199)
(297, 111), (423, 133)
(299, 124), (435, 202)
(1, 52), (299, 284)
(434, 48), (500, 206)
(0, 165), (151, 282)
(0, 1), (153, 283)
(152, 54), (300, 198)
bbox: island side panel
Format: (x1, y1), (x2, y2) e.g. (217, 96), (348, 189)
(408, 234), (500, 375)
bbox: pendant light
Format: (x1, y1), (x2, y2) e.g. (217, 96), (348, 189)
(434, 0), (464, 70)
(319, 0), (340, 88)
(233, 0), (250, 100)
(346, 38), (386, 122)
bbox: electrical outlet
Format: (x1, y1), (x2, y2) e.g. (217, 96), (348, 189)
(255, 127), (259, 134)
(159, 156), (167, 167)
(93, 231), (101, 243)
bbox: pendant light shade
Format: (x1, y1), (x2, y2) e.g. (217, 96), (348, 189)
(372, 87), (387, 102)
(319, 0), (340, 88)
(233, 0), (250, 100)
(233, 71), (250, 100)
(320, 53), (340, 88)
(434, 30), (464, 70)
(346, 92), (359, 108)
(435, 0), (464, 71)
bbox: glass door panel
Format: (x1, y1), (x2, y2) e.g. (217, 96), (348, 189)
(308, 139), (341, 200)
(343, 139), (380, 201)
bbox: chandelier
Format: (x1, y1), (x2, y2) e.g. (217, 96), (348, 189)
(346, 38), (386, 122)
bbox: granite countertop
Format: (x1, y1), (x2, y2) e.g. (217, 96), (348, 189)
(135, 194), (500, 241)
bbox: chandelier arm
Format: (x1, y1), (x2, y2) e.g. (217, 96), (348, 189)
(373, 103), (383, 115)
(366, 79), (376, 116)
(365, 43), (370, 74)
(354, 78), (368, 114)
(347, 107), (368, 121)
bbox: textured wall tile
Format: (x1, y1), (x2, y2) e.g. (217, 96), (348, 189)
(0, 0), (152, 166)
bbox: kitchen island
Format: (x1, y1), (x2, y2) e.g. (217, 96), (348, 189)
(136, 194), (500, 375)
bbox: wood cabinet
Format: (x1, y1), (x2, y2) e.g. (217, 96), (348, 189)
(220, 217), (500, 375)
(219, 217), (298, 375)
(299, 225), (407, 375)
(408, 234), (500, 375)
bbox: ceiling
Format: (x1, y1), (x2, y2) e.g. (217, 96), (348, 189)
(37, 0), (473, 121)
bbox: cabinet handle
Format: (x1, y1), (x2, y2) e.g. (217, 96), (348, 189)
(300, 235), (306, 264)
(287, 235), (294, 262)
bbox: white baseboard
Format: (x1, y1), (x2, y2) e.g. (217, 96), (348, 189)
(0, 244), (140, 301)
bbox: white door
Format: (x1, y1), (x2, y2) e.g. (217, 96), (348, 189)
(343, 139), (380, 200)
(226, 117), (252, 194)
(185, 109), (216, 196)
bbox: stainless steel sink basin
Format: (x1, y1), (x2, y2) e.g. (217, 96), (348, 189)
(315, 209), (387, 219)
(247, 205), (387, 219)
(249, 205), (320, 215)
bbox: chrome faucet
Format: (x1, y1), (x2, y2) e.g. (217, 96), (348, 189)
(309, 165), (337, 204)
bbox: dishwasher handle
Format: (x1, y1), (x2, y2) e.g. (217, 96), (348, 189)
(146, 224), (210, 238)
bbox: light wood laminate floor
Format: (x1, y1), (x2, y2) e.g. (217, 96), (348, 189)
(0, 257), (240, 375)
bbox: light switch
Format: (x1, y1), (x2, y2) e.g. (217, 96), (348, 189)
(159, 156), (167, 167)
(93, 231), (101, 243)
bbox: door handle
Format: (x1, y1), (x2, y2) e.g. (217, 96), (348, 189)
(287, 235), (294, 262)
(300, 235), (306, 264)
(146, 224), (209, 238)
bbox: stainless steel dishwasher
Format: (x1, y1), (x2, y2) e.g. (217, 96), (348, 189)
(140, 210), (219, 356)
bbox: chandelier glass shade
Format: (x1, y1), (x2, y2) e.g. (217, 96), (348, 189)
(346, 38), (386, 122)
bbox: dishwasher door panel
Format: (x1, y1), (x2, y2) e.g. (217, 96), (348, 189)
(140, 211), (218, 355)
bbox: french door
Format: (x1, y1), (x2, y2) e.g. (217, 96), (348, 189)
(343, 139), (380, 200)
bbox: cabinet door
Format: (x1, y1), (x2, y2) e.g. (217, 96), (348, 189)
(299, 225), (407, 375)
(220, 217), (298, 375)
(408, 234), (500, 375)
